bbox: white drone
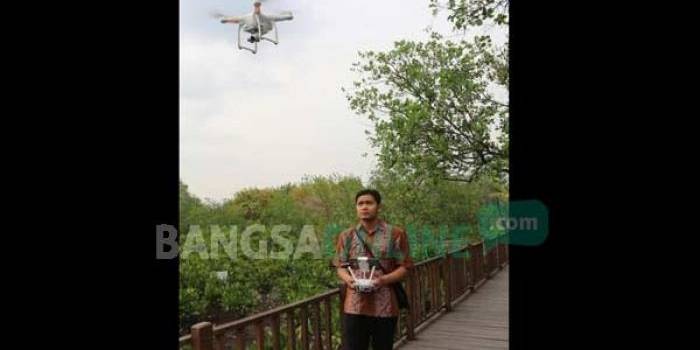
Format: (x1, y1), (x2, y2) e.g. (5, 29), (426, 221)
(212, 0), (294, 54)
(347, 257), (377, 293)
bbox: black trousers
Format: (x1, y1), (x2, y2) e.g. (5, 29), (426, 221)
(342, 313), (398, 350)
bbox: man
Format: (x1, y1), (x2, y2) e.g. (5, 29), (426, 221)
(333, 189), (413, 350)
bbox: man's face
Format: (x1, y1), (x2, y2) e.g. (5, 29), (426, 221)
(254, 3), (261, 14)
(356, 194), (379, 221)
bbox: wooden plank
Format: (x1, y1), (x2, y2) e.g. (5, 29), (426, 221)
(430, 264), (440, 311)
(323, 296), (332, 350)
(271, 314), (281, 350)
(406, 272), (415, 340)
(191, 322), (214, 350)
(397, 265), (509, 350)
(396, 310), (402, 340)
(312, 302), (322, 350)
(403, 339), (507, 350)
(300, 304), (309, 350)
(235, 326), (246, 350)
(411, 330), (507, 342)
(460, 257), (467, 294)
(338, 292), (345, 350)
(454, 258), (459, 296)
(445, 255), (452, 311)
(180, 267), (507, 350)
(411, 335), (507, 345)
(255, 321), (265, 350)
(417, 266), (424, 324)
(286, 311), (295, 350)
(214, 333), (225, 350)
(406, 334), (507, 347)
(214, 289), (339, 334)
(420, 327), (507, 339)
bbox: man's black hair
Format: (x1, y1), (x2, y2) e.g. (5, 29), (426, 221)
(355, 189), (382, 204)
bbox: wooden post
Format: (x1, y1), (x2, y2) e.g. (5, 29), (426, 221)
(486, 243), (490, 275)
(413, 266), (419, 324)
(475, 241), (485, 283)
(191, 322), (214, 350)
(431, 263), (438, 314)
(214, 334), (225, 350)
(255, 321), (265, 350)
(485, 243), (492, 279)
(461, 253), (468, 294)
(312, 302), (322, 350)
(496, 242), (502, 269)
(235, 326), (246, 350)
(457, 254), (464, 295)
(468, 244), (476, 290)
(492, 242), (498, 274)
(468, 248), (473, 290)
(271, 314), (281, 350)
(286, 310), (296, 350)
(445, 252), (453, 312)
(323, 296), (332, 350)
(300, 304), (309, 350)
(396, 311), (401, 341)
(406, 271), (416, 340)
(338, 293), (345, 350)
(469, 242), (485, 287)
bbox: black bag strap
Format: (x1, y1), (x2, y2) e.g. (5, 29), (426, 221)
(353, 222), (389, 274)
(353, 224), (410, 309)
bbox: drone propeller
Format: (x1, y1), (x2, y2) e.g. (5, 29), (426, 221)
(209, 0), (296, 27)
(209, 10), (225, 19)
(209, 0), (278, 18)
(260, 0), (301, 17)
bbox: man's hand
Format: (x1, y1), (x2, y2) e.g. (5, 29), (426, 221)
(338, 268), (357, 290)
(345, 278), (357, 290)
(371, 275), (387, 288)
(372, 266), (408, 289)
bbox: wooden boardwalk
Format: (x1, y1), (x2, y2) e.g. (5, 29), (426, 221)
(179, 242), (508, 350)
(399, 265), (508, 350)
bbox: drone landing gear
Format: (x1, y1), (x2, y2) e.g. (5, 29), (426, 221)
(238, 25), (258, 54)
(237, 15), (280, 54)
(260, 20), (279, 45)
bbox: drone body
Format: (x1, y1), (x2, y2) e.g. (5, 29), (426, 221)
(217, 1), (294, 54)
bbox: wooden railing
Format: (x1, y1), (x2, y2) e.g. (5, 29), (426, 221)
(179, 288), (341, 350)
(180, 239), (509, 350)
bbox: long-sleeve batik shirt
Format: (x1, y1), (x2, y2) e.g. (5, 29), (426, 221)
(332, 220), (413, 317)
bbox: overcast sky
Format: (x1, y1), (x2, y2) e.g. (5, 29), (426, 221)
(180, 0), (507, 202)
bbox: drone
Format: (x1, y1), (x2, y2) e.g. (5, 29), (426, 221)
(345, 257), (380, 293)
(213, 0), (294, 54)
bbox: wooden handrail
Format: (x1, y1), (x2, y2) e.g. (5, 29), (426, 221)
(212, 289), (339, 335)
(180, 240), (510, 350)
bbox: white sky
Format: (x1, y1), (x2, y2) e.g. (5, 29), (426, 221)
(180, 0), (507, 202)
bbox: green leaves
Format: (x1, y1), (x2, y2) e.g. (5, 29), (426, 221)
(344, 33), (508, 184)
(179, 0), (511, 335)
(343, 0), (510, 185)
(179, 171), (506, 333)
(430, 0), (509, 30)
(178, 176), (359, 332)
